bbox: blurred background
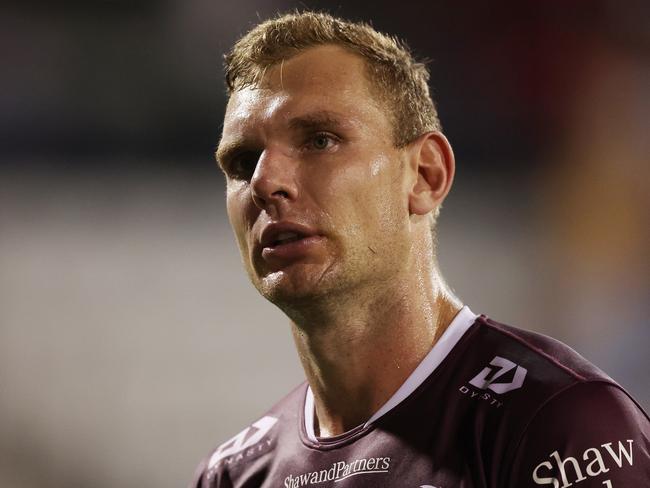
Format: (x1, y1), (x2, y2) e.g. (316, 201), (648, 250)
(1, 1), (648, 487)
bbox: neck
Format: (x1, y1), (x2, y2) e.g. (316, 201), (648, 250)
(289, 264), (462, 438)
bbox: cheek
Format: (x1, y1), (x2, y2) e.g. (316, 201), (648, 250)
(369, 155), (387, 178)
(225, 187), (254, 249)
(360, 154), (404, 211)
(324, 153), (393, 190)
(318, 154), (404, 231)
(366, 161), (409, 246)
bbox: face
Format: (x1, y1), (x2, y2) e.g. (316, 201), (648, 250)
(217, 45), (414, 308)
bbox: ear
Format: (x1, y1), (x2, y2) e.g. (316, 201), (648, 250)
(407, 132), (455, 217)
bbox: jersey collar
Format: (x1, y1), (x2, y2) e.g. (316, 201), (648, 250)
(304, 305), (479, 442)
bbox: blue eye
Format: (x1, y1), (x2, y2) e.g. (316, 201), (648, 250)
(309, 133), (339, 151)
(313, 134), (331, 150)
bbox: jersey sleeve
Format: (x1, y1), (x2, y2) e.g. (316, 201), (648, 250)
(188, 458), (238, 488)
(507, 381), (650, 487)
(188, 457), (210, 488)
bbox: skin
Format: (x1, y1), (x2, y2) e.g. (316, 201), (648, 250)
(217, 44), (462, 436)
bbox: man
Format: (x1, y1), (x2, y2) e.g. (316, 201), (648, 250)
(191, 11), (650, 488)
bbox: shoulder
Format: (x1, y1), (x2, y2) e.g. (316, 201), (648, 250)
(189, 381), (307, 488)
(467, 316), (650, 486)
(465, 314), (647, 419)
(506, 381), (650, 487)
(459, 315), (627, 410)
(473, 315), (613, 384)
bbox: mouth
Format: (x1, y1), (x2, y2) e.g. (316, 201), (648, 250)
(258, 223), (324, 263)
(267, 231), (307, 248)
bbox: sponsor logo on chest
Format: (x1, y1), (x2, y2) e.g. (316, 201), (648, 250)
(532, 439), (634, 487)
(284, 456), (391, 487)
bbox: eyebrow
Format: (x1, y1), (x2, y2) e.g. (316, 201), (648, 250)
(287, 110), (348, 132)
(215, 110), (352, 168)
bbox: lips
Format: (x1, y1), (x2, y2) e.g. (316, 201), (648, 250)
(270, 231), (304, 246)
(257, 222), (323, 262)
(260, 222), (319, 249)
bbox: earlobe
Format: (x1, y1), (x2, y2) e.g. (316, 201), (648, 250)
(408, 132), (455, 216)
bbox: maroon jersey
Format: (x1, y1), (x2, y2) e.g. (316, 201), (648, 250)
(191, 308), (650, 487)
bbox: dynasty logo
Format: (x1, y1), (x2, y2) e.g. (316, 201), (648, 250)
(459, 356), (527, 408)
(207, 416), (278, 470)
(284, 457), (391, 487)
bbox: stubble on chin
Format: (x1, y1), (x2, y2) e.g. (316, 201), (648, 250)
(254, 262), (335, 306)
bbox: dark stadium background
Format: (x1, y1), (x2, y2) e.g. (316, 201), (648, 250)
(1, 1), (648, 487)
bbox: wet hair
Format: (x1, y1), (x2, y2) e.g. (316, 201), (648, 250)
(224, 10), (441, 148)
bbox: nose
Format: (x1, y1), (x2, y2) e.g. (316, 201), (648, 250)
(250, 147), (298, 212)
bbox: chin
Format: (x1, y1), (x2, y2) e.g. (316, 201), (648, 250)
(255, 264), (338, 306)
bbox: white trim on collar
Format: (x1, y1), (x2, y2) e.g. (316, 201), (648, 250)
(304, 305), (478, 442)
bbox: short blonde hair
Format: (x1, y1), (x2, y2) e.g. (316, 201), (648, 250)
(224, 10), (441, 148)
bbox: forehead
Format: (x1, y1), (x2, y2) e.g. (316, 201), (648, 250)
(221, 45), (389, 140)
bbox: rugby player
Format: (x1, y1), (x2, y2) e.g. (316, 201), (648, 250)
(190, 11), (650, 487)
